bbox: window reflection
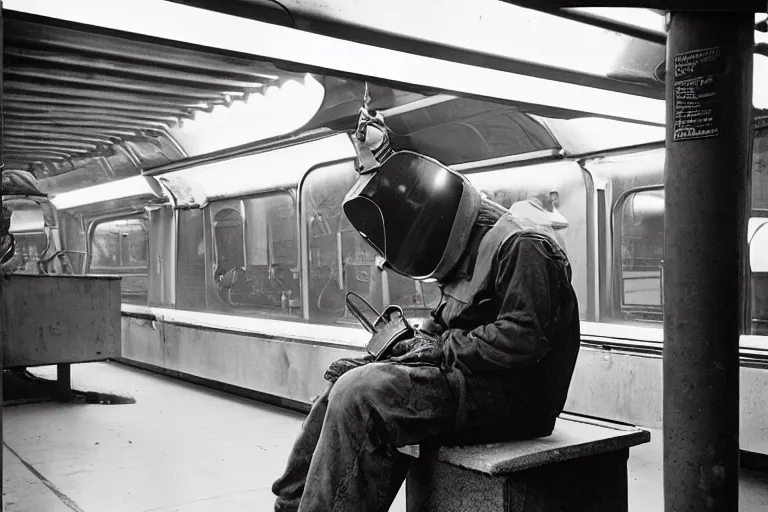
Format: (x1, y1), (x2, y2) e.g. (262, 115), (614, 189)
(176, 209), (207, 311)
(617, 189), (664, 322)
(207, 193), (301, 317)
(90, 216), (149, 305)
(303, 163), (439, 327)
(750, 221), (768, 335)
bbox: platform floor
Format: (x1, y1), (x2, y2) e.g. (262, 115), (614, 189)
(3, 361), (768, 511)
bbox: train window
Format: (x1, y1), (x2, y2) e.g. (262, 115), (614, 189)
(753, 128), (768, 210)
(614, 189), (664, 323)
(466, 162), (589, 321)
(386, 97), (559, 165)
(208, 193), (301, 317)
(212, 205), (245, 278)
(303, 162), (438, 326)
(90, 215), (149, 305)
(176, 209), (207, 311)
(9, 232), (48, 274)
(750, 221), (768, 335)
(387, 274), (442, 316)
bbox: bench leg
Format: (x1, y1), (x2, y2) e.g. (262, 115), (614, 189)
(55, 363), (72, 402)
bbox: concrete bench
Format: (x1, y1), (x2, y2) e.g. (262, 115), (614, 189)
(400, 413), (650, 512)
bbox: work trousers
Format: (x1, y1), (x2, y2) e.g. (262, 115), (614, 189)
(272, 361), (459, 512)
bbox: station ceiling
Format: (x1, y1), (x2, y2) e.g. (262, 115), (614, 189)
(2, 2), (766, 199)
(1, 10), (310, 194)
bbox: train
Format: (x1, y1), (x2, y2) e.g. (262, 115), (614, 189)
(14, 96), (761, 459)
(3, 0), (768, 462)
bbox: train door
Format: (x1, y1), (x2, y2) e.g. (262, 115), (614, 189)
(148, 206), (176, 307)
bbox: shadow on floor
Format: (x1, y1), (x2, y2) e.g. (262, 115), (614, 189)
(3, 368), (136, 406)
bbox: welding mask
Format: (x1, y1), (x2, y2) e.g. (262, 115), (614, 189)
(342, 108), (481, 281)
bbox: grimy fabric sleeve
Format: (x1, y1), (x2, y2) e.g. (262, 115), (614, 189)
(442, 234), (561, 373)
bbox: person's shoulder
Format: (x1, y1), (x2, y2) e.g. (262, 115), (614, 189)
(498, 230), (562, 263)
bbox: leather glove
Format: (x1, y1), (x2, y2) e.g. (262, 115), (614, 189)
(324, 353), (375, 383)
(388, 331), (445, 367)
(418, 317), (445, 337)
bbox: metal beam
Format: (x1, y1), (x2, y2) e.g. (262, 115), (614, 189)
(6, 119), (173, 134)
(663, 11), (753, 512)
(4, 150), (72, 159)
(4, 141), (97, 152)
(3, 111), (178, 128)
(551, 8), (665, 44)
(4, 68), (242, 100)
(4, 17), (286, 80)
(4, 47), (269, 89)
(501, 1), (763, 8)
(3, 81), (219, 108)
(2, 124), (142, 138)
(4, 94), (196, 117)
(5, 104), (193, 121)
(3, 130), (118, 145)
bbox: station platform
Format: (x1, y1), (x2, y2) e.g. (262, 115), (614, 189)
(3, 362), (768, 512)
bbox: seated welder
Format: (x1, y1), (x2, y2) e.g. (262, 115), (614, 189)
(272, 107), (581, 512)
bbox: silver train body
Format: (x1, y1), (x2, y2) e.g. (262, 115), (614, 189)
(53, 116), (768, 457)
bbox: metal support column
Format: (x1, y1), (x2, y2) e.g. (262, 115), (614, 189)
(663, 11), (754, 512)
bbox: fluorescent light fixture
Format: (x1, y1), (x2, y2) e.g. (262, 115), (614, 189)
(157, 133), (354, 208)
(170, 74), (324, 156)
(280, 0), (663, 80)
(7, 0), (666, 125)
(533, 116), (665, 155)
(52, 175), (163, 210)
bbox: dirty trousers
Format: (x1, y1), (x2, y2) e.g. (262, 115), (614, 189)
(272, 361), (459, 512)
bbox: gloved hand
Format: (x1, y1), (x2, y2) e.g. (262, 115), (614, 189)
(324, 353), (375, 383)
(418, 317), (445, 337)
(388, 331), (445, 367)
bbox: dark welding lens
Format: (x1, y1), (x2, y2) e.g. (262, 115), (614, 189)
(342, 195), (386, 256)
(344, 152), (464, 278)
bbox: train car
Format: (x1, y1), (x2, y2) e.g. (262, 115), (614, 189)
(5, 0), (768, 463)
(53, 98), (768, 460)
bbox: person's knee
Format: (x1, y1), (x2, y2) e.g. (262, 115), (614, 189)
(328, 363), (394, 417)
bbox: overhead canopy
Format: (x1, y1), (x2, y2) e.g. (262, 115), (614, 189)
(1, 9), (311, 195)
(7, 0), (765, 204)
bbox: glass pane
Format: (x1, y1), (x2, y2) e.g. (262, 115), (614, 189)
(466, 162), (589, 320)
(10, 232), (48, 274)
(90, 216), (149, 305)
(751, 222), (768, 335)
(213, 207), (245, 278)
(304, 162), (440, 326)
(754, 128), (768, 210)
(386, 272), (441, 318)
(176, 209), (207, 311)
(304, 163), (383, 326)
(208, 193), (301, 318)
(386, 98), (559, 165)
(618, 190), (664, 321)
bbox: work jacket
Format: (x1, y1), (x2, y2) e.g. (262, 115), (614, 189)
(428, 209), (581, 444)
